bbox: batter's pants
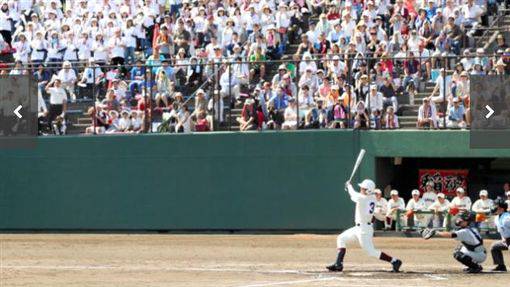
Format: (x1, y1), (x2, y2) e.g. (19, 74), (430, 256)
(491, 238), (510, 266)
(337, 224), (381, 258)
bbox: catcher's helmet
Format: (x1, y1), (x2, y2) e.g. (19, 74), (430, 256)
(491, 197), (509, 214)
(455, 211), (475, 226)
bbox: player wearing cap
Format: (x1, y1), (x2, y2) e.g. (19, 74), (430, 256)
(449, 187), (472, 228)
(385, 190), (405, 229)
(422, 212), (486, 273)
(326, 180), (402, 272)
(373, 189), (388, 228)
(422, 181), (438, 227)
(428, 193), (450, 228)
(405, 189), (426, 229)
(490, 197), (510, 272)
(472, 190), (494, 230)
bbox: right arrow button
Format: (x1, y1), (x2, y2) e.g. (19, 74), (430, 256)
(485, 105), (494, 119)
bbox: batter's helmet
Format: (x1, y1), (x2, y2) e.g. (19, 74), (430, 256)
(358, 179), (375, 192)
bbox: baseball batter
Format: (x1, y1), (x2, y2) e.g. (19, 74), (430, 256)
(490, 197), (510, 272)
(422, 212), (486, 273)
(327, 180), (402, 272)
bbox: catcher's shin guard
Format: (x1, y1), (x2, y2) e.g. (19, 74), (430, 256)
(453, 251), (479, 269)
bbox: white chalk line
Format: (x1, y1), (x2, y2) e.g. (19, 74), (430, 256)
(423, 274), (448, 281)
(233, 277), (337, 287)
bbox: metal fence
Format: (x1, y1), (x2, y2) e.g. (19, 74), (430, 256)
(0, 53), (506, 135)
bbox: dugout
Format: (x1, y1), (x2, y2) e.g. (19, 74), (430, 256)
(375, 157), (510, 202)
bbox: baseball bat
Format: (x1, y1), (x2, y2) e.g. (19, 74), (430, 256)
(348, 149), (366, 183)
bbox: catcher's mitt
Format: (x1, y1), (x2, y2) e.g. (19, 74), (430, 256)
(421, 228), (437, 240)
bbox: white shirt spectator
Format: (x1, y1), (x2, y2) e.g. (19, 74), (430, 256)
(422, 191), (438, 209)
(406, 197), (425, 211)
(472, 198), (494, 213)
(429, 198), (451, 212)
(48, 87), (68, 105)
(450, 196), (472, 211)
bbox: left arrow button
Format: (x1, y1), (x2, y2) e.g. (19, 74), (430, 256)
(14, 105), (22, 119)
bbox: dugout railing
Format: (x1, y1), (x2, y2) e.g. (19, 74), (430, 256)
(394, 210), (497, 233)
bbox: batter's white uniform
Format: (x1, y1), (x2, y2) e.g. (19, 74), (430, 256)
(374, 197), (388, 222)
(472, 198), (494, 229)
(336, 184), (382, 259)
(406, 198), (426, 227)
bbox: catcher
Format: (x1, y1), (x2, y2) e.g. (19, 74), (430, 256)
(421, 212), (486, 273)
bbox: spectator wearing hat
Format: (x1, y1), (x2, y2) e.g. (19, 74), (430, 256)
(447, 97), (466, 128)
(56, 61), (77, 101)
(417, 97), (438, 128)
(428, 193), (450, 228)
(472, 189), (495, 230)
(386, 190), (405, 230)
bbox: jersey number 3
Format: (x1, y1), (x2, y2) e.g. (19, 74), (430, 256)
(369, 202), (375, 214)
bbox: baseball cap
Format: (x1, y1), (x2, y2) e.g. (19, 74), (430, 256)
(426, 181), (434, 187)
(412, 189), (420, 196)
(437, 193), (446, 198)
(479, 190), (488, 197)
(390, 190), (399, 196)
(374, 188), (382, 194)
(456, 187), (465, 193)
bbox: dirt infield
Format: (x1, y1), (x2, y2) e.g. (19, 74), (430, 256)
(1, 234), (509, 287)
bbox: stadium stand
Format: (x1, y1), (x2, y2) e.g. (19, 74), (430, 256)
(0, 0), (508, 134)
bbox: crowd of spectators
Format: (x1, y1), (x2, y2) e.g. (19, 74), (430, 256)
(374, 182), (510, 231)
(0, 0), (507, 134)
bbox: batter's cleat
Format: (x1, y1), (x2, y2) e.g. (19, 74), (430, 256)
(326, 263), (343, 272)
(464, 265), (483, 274)
(491, 265), (507, 272)
(391, 259), (402, 272)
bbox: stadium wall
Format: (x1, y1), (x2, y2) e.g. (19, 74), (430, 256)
(1, 131), (509, 231)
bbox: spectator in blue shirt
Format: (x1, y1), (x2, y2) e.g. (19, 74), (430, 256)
(268, 87), (289, 111)
(129, 59), (146, 95)
(447, 98), (466, 128)
(155, 59), (176, 83)
(425, 0), (437, 20)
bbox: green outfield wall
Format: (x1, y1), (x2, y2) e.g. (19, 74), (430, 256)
(1, 130), (510, 231)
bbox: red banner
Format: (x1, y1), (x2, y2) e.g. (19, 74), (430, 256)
(418, 169), (469, 197)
